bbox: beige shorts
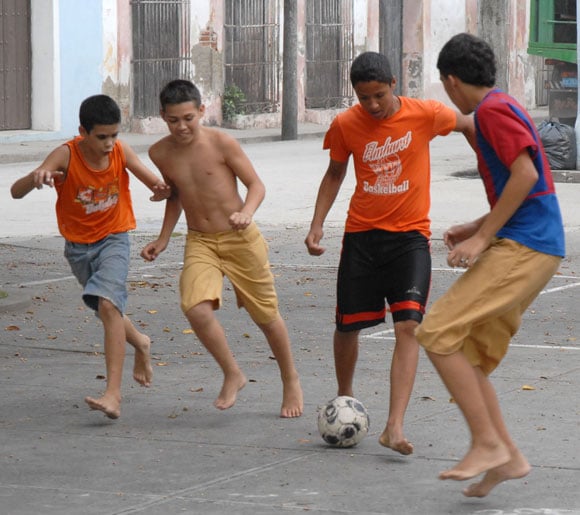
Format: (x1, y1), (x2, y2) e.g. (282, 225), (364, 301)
(416, 238), (561, 375)
(179, 222), (279, 324)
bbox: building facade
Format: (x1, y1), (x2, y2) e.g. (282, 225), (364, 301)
(0, 0), (539, 141)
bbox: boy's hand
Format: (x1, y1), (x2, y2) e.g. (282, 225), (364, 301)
(443, 221), (479, 250)
(32, 169), (64, 189)
(141, 240), (167, 262)
(446, 233), (489, 269)
(229, 211), (252, 230)
(150, 181), (171, 202)
(305, 227), (325, 256)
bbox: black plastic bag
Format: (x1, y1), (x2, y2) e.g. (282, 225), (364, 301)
(537, 120), (577, 170)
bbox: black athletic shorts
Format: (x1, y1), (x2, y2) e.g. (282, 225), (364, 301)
(335, 229), (431, 332)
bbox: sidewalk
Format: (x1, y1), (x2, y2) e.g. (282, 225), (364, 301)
(2, 106), (579, 181)
(0, 123), (328, 165)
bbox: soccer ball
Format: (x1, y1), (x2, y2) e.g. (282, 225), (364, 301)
(317, 396), (370, 448)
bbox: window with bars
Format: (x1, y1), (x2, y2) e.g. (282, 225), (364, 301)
(223, 0), (280, 114)
(305, 0), (355, 109)
(131, 0), (191, 118)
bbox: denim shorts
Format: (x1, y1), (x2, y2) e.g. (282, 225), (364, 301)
(64, 232), (130, 314)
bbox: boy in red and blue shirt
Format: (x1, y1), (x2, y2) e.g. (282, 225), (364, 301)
(417, 32), (565, 497)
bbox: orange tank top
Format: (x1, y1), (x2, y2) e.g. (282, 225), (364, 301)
(55, 137), (136, 243)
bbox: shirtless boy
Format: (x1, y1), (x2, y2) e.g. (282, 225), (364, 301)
(11, 94), (170, 419)
(141, 79), (303, 418)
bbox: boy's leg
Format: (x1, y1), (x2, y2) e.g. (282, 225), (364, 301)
(379, 319), (419, 455)
(185, 300), (246, 410)
(426, 349), (510, 480)
(462, 367), (530, 497)
(85, 298), (126, 419)
(258, 315), (304, 418)
(334, 329), (360, 397)
(123, 315), (153, 387)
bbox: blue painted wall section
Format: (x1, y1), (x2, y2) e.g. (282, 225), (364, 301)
(59, 0), (104, 137)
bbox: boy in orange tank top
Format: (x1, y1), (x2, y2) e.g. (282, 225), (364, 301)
(11, 95), (170, 419)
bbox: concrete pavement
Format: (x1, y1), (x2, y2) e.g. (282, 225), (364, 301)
(1, 118), (580, 514)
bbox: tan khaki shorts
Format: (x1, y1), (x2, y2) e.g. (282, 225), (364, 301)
(179, 222), (279, 324)
(416, 238), (561, 375)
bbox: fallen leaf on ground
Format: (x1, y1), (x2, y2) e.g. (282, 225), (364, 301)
(522, 385), (536, 390)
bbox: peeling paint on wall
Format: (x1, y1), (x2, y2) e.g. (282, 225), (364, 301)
(404, 53), (423, 98)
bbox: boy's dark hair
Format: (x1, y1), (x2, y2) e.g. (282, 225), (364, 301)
(437, 33), (496, 87)
(79, 95), (121, 133)
(159, 79), (202, 110)
(350, 52), (394, 87)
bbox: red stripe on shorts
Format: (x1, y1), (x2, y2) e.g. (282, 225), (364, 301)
(390, 300), (425, 314)
(337, 307), (387, 326)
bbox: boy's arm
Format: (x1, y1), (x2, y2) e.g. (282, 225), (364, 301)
(447, 151), (538, 267)
(452, 112), (477, 150)
(305, 158), (349, 256)
(120, 141), (171, 201)
(222, 136), (266, 230)
(10, 146), (68, 199)
(140, 195), (183, 261)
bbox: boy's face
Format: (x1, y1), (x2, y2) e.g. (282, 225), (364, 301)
(79, 124), (120, 154)
(353, 80), (398, 120)
(161, 101), (205, 143)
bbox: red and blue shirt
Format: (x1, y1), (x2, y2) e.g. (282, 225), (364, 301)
(474, 89), (565, 257)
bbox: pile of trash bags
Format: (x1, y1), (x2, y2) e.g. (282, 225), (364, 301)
(537, 120), (577, 170)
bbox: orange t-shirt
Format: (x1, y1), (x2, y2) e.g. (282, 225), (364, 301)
(55, 137), (136, 243)
(324, 98), (457, 238)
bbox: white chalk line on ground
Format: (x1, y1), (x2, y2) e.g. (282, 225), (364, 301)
(16, 261), (580, 342)
(362, 272), (580, 351)
(14, 260), (580, 286)
(362, 329), (579, 351)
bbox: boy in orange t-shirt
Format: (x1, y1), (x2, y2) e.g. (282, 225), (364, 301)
(305, 52), (474, 454)
(11, 95), (170, 419)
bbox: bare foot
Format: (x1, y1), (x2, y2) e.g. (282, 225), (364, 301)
(280, 376), (304, 418)
(132, 335), (153, 387)
(439, 442), (510, 481)
(214, 371), (247, 410)
(85, 395), (121, 419)
(379, 430), (414, 455)
(463, 449), (531, 497)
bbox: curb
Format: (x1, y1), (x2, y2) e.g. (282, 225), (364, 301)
(0, 130), (328, 165)
(552, 169), (580, 183)
(452, 168), (580, 184)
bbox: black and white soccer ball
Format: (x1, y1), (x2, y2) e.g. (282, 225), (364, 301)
(317, 396), (370, 448)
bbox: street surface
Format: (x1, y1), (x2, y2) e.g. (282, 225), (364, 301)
(1, 133), (579, 514)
